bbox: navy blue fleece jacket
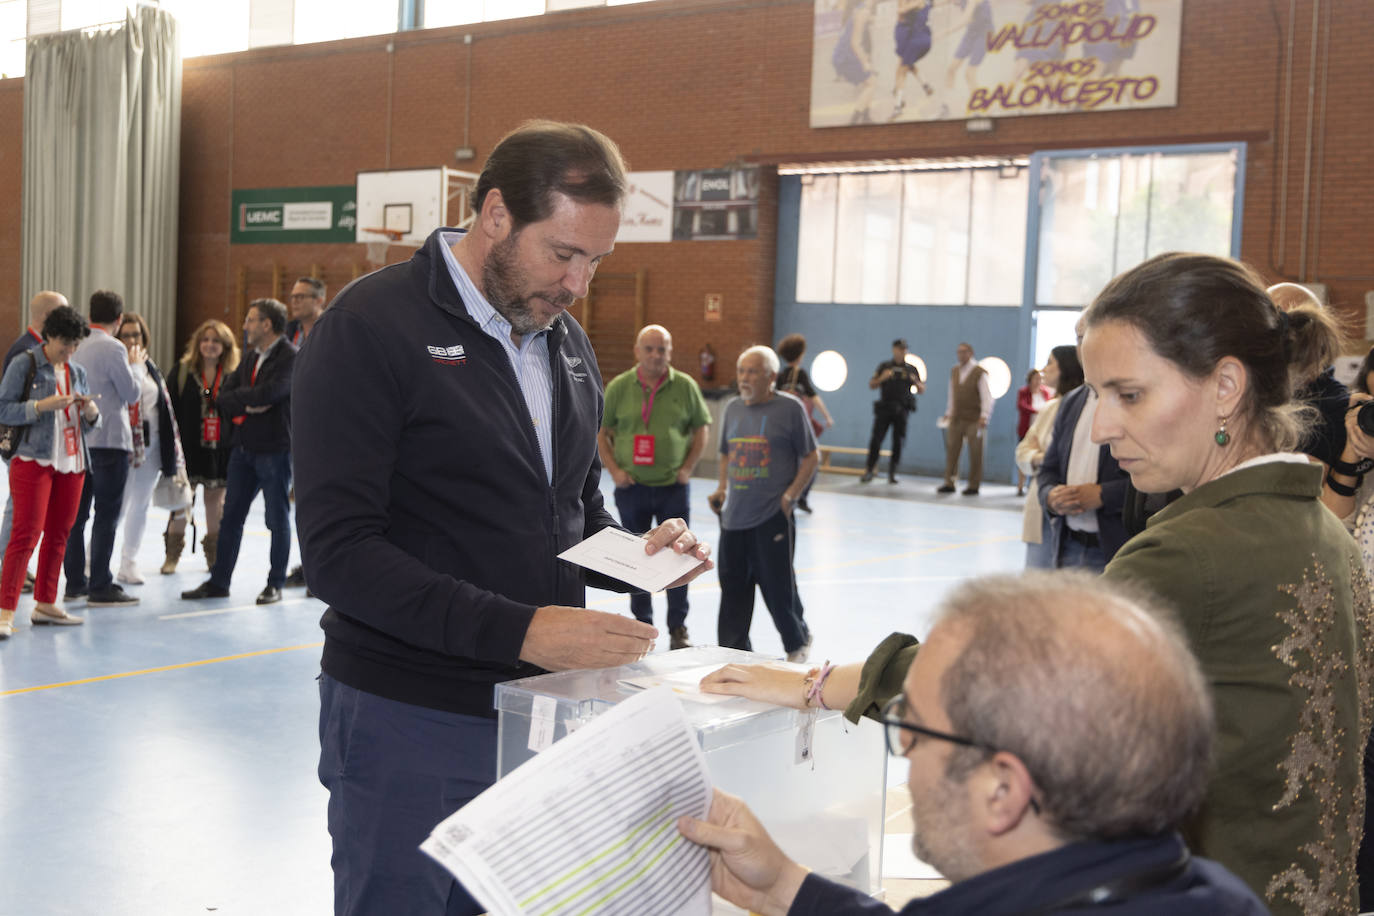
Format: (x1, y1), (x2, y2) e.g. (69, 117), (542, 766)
(292, 228), (624, 717)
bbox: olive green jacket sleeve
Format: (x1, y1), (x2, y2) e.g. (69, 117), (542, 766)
(843, 633), (919, 724)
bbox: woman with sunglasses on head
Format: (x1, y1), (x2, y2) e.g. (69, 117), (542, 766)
(112, 312), (184, 584)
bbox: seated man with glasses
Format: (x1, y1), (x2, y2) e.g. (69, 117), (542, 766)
(678, 572), (1267, 915)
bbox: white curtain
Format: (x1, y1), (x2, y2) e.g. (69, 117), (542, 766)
(22, 7), (182, 370)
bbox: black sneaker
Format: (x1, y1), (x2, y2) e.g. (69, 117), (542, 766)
(936, 484), (956, 494)
(88, 585), (139, 606)
(21, 571), (35, 594)
(859, 470), (875, 484)
(669, 626), (691, 650)
(64, 583), (89, 601)
(181, 581), (231, 600)
(284, 565), (307, 588)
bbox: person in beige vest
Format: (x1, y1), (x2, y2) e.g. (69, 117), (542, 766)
(939, 342), (991, 495)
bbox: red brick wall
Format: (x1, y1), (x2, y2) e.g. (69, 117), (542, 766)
(3, 0), (1371, 369)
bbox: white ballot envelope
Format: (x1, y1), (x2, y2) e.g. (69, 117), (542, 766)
(558, 526), (705, 593)
(421, 686), (714, 916)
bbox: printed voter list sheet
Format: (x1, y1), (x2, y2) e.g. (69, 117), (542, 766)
(421, 686), (713, 916)
(558, 526), (705, 593)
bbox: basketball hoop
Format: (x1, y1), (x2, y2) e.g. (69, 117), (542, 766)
(362, 227), (403, 266)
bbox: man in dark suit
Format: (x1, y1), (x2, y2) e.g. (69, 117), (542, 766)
(1037, 381), (1129, 572)
(181, 298), (296, 604)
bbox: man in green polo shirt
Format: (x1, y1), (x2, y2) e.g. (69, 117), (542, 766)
(598, 324), (712, 649)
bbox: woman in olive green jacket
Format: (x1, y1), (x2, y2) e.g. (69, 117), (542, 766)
(703, 253), (1373, 916)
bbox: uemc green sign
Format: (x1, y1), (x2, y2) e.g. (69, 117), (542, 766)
(231, 186), (357, 244)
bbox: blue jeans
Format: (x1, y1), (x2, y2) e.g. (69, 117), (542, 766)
(717, 511), (810, 653)
(211, 447), (292, 589)
(613, 481), (690, 629)
(63, 447), (130, 592)
(318, 674), (494, 916)
(1057, 530), (1107, 573)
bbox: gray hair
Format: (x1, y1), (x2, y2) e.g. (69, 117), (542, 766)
(934, 571), (1213, 841)
(738, 345), (780, 376)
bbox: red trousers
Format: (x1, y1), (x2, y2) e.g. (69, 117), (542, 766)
(1, 458), (85, 608)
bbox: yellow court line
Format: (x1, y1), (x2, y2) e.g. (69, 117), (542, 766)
(1, 642), (324, 697)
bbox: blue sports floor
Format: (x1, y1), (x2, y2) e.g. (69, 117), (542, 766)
(0, 470), (1026, 915)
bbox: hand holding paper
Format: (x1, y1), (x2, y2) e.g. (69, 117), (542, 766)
(559, 526), (709, 594)
(643, 517), (714, 589)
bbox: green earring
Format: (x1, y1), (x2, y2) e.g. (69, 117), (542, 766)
(1215, 417), (1230, 447)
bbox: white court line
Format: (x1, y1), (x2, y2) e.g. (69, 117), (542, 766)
(159, 597), (314, 620)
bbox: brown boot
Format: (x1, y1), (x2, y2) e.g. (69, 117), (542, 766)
(161, 531), (185, 575)
(202, 532), (219, 570)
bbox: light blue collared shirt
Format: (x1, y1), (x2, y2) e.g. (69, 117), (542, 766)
(71, 326), (142, 451)
(440, 230), (554, 484)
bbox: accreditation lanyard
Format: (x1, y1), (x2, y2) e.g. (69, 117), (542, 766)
(637, 367), (666, 429)
(202, 365), (223, 443)
(634, 367), (667, 466)
(55, 363), (78, 456)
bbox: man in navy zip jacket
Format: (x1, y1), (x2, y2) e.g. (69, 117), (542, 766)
(293, 121), (711, 916)
(181, 298), (296, 605)
(678, 573), (1269, 915)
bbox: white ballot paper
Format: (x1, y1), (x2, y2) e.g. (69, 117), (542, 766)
(558, 526), (705, 594)
(421, 686), (714, 916)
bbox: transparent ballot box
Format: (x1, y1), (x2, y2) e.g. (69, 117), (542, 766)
(495, 646), (887, 906)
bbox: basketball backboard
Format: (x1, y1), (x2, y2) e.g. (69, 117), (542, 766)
(356, 168), (445, 245)
(356, 167), (481, 245)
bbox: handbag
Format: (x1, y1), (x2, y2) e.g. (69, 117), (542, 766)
(152, 472), (195, 511)
(0, 350), (40, 463)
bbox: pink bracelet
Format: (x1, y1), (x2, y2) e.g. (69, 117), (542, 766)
(806, 661), (833, 710)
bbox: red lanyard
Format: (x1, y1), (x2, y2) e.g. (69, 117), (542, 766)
(201, 365), (222, 400)
(55, 363), (73, 422)
(637, 367), (666, 429)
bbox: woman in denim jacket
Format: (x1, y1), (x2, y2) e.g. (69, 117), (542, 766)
(0, 305), (101, 637)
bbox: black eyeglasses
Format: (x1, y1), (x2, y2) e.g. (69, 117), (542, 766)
(882, 695), (1043, 815)
(881, 694), (989, 758)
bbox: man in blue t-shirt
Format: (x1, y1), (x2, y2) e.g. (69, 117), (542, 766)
(708, 345), (818, 662)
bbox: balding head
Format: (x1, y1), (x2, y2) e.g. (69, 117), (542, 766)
(918, 572), (1212, 851)
(1267, 281), (1322, 313)
(29, 291), (68, 330)
(634, 324), (673, 381)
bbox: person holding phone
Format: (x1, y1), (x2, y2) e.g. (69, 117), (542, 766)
(0, 305), (101, 637)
